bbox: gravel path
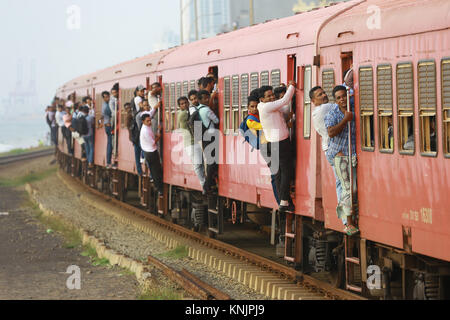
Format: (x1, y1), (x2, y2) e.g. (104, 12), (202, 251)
(0, 156), (140, 300)
(30, 166), (269, 300)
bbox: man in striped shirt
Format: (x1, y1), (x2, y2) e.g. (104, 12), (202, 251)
(324, 85), (358, 235)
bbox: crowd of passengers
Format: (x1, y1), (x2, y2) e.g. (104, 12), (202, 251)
(45, 68), (360, 236)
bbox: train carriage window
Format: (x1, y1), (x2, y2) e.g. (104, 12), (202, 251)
(232, 75), (240, 133)
(397, 63), (415, 154)
(303, 66), (312, 139)
(359, 66), (375, 151)
(176, 82), (182, 101)
(271, 69), (281, 87)
(224, 76), (231, 134)
(240, 74), (249, 120)
(190, 80), (196, 91)
(120, 88), (132, 129)
(441, 59), (450, 157)
(183, 81), (189, 97)
(418, 61), (437, 155)
(170, 83), (176, 131)
(322, 69), (335, 103)
(164, 84), (170, 132)
(377, 65), (394, 152)
(250, 72), (259, 92)
(260, 71), (269, 86)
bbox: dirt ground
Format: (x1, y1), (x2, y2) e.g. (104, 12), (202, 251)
(0, 156), (140, 300)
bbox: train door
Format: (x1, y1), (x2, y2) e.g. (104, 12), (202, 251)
(114, 82), (120, 163)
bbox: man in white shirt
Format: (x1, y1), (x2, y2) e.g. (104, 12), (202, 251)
(134, 85), (145, 114)
(140, 113), (163, 196)
(258, 81), (296, 212)
(310, 86), (342, 202)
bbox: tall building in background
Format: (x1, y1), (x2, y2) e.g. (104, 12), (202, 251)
(181, 0), (231, 44)
(181, 0), (301, 44)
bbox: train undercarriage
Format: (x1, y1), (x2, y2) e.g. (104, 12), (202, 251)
(57, 150), (450, 300)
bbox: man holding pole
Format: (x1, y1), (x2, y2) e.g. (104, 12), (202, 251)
(324, 85), (358, 236)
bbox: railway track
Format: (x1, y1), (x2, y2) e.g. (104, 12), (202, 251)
(147, 255), (232, 300)
(0, 148), (54, 165)
(59, 169), (365, 300)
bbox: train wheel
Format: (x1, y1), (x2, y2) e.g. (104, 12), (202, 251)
(207, 229), (217, 239)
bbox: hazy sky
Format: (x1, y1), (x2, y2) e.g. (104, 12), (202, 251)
(0, 0), (180, 108)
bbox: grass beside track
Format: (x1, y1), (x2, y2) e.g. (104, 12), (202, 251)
(0, 168), (57, 187)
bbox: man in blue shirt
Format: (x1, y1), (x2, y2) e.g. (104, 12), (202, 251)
(324, 85), (358, 236)
(101, 91), (113, 168)
(197, 90), (219, 193)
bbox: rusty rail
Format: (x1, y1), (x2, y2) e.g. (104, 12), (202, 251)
(147, 255), (230, 300)
(179, 269), (232, 300)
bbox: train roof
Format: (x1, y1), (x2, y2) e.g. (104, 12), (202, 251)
(58, 0), (449, 94)
(318, 0), (450, 48)
(58, 0), (362, 93)
(157, 0), (363, 71)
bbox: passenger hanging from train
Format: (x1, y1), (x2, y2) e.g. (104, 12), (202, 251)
(274, 85), (295, 129)
(140, 113), (163, 197)
(136, 99), (150, 130)
(177, 96), (206, 193)
(101, 91), (114, 169)
(343, 65), (354, 110)
(110, 83), (119, 156)
(45, 105), (57, 146)
(258, 81), (296, 213)
(188, 89), (200, 113)
(134, 85), (145, 115)
(310, 86), (342, 203)
(239, 94), (280, 204)
(62, 104), (74, 155)
(147, 82), (163, 136)
(324, 85), (358, 236)
(55, 103), (66, 135)
(82, 96), (95, 118)
(79, 106), (94, 168)
(204, 75), (219, 114)
(195, 90), (219, 194)
(125, 102), (142, 176)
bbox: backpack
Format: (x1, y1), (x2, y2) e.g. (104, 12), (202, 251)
(130, 97), (138, 117)
(187, 106), (208, 143)
(46, 113), (52, 127)
(72, 116), (88, 135)
(78, 116), (89, 135)
(129, 118), (140, 145)
(239, 115), (260, 150)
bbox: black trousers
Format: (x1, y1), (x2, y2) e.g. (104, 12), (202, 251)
(202, 137), (218, 191)
(62, 126), (73, 154)
(269, 138), (292, 202)
(144, 150), (163, 195)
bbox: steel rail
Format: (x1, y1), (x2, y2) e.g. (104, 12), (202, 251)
(0, 148), (54, 165)
(147, 255), (230, 300)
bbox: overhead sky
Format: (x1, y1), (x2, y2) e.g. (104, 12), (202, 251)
(0, 0), (180, 107)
